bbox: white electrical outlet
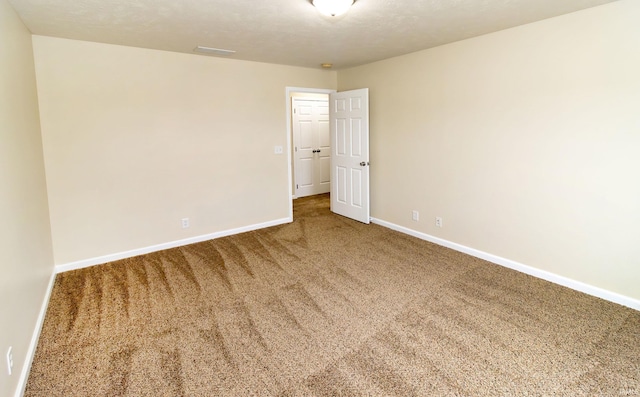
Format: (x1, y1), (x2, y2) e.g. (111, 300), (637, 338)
(6, 346), (13, 375)
(181, 218), (190, 229)
(274, 145), (283, 154)
(435, 217), (443, 228)
(412, 210), (419, 221)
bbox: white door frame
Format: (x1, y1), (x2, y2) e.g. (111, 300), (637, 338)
(285, 87), (336, 221)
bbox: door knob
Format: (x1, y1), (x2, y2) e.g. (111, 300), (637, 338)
(360, 161), (366, 166)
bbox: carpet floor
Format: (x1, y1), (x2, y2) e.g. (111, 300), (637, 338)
(25, 194), (639, 396)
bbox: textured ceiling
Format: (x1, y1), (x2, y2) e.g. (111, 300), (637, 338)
(9, 0), (618, 69)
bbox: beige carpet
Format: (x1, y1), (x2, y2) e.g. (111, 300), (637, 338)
(26, 194), (639, 396)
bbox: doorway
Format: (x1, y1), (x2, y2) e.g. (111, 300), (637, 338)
(292, 96), (330, 198)
(285, 87), (370, 224)
(286, 87), (336, 220)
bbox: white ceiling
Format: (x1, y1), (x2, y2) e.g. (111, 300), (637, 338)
(9, 0), (618, 70)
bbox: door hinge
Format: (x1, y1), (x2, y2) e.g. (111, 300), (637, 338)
(295, 146), (298, 152)
(296, 184), (299, 189)
(294, 108), (296, 114)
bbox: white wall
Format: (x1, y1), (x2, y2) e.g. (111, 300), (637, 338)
(33, 36), (337, 266)
(0, 0), (55, 395)
(338, 0), (640, 302)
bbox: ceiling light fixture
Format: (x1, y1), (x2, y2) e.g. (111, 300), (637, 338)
(193, 46), (236, 56)
(312, 0), (354, 17)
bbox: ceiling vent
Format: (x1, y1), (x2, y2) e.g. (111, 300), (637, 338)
(193, 46), (236, 56)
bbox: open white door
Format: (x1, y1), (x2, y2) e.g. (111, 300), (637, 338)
(330, 88), (370, 224)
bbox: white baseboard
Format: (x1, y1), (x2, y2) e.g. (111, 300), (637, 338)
(56, 217), (292, 274)
(371, 217), (640, 311)
(16, 270), (56, 397)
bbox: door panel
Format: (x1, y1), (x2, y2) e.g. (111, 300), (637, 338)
(297, 118), (315, 196)
(351, 169), (361, 206)
(336, 120), (347, 155)
(319, 121), (330, 148)
(318, 118), (331, 190)
(300, 122), (313, 148)
(330, 88), (370, 224)
(299, 159), (313, 187)
(336, 166), (347, 203)
(351, 121), (362, 156)
(319, 157), (331, 184)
